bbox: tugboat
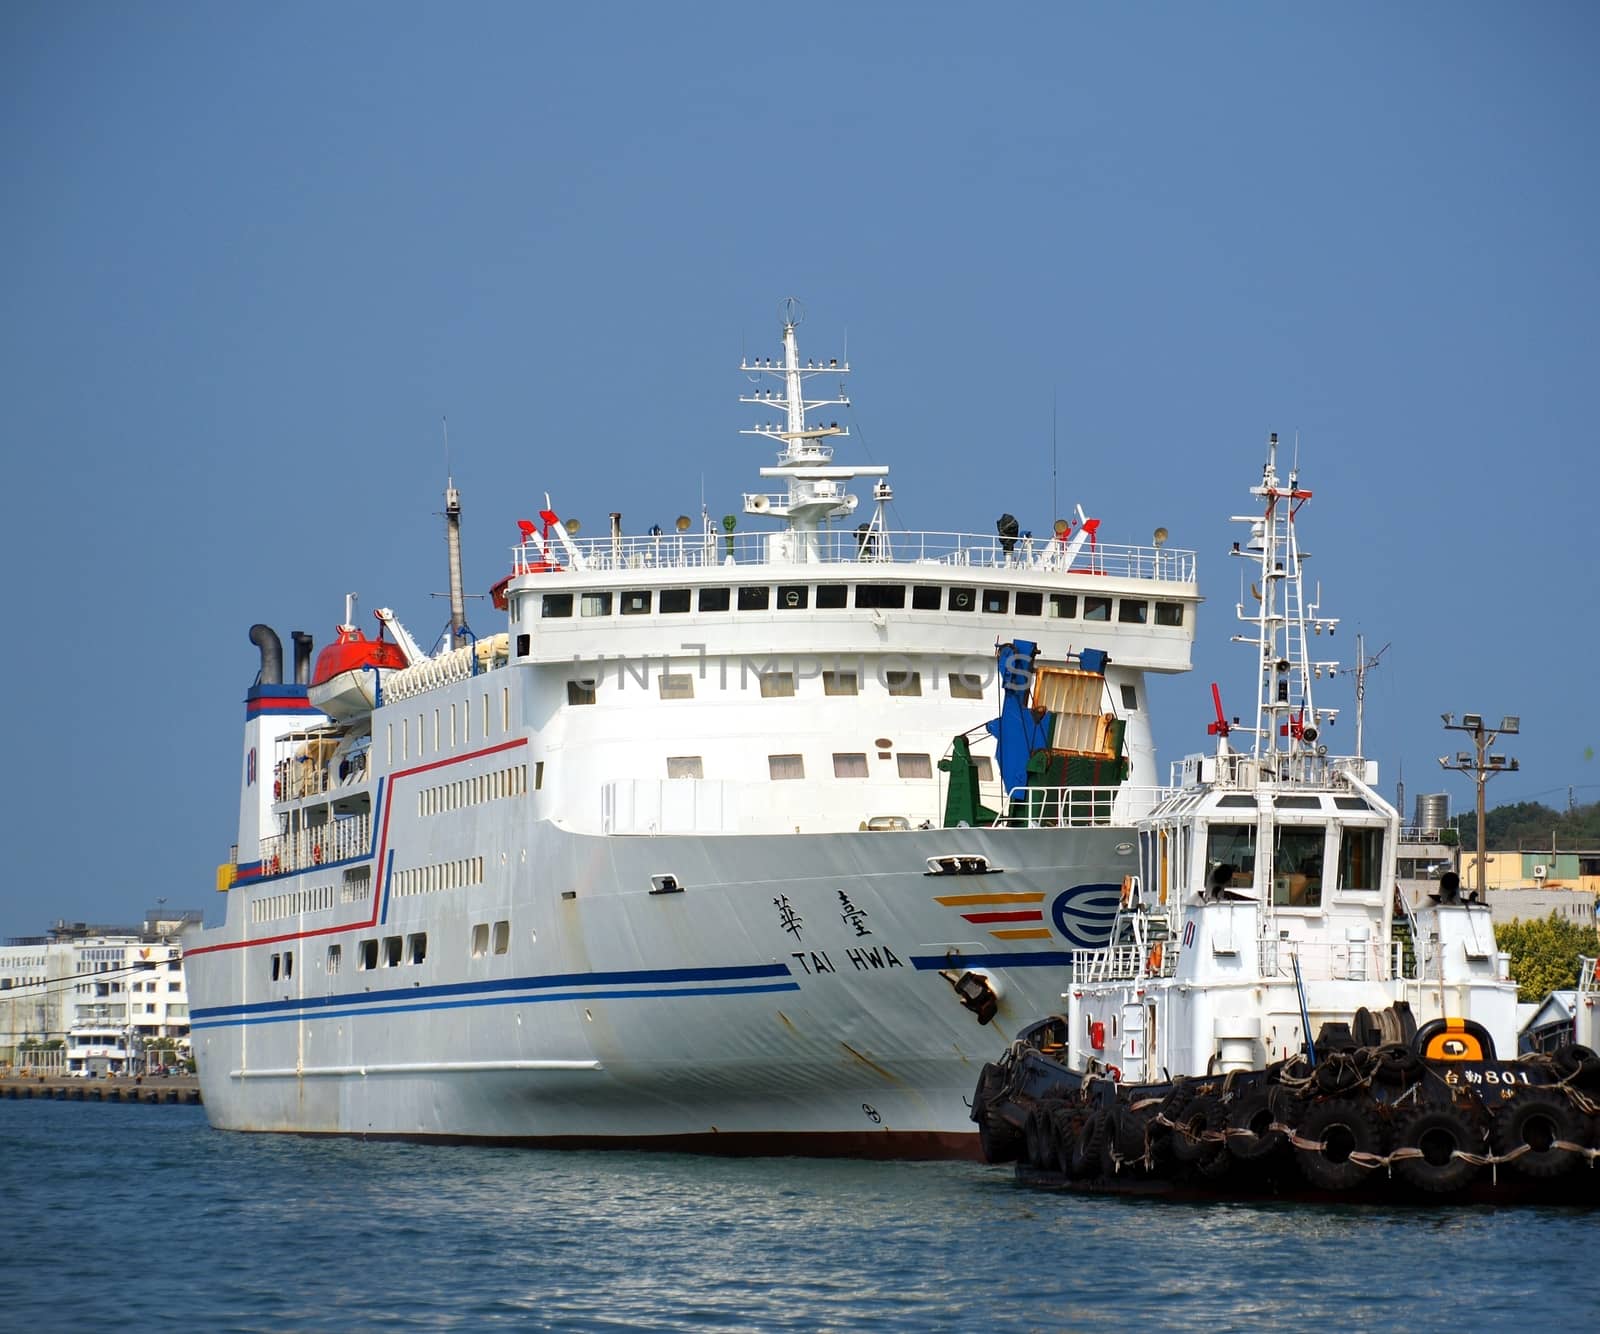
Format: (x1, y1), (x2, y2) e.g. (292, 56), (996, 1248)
(970, 435), (1600, 1200)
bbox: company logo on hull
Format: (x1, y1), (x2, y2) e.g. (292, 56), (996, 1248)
(1049, 883), (1122, 950)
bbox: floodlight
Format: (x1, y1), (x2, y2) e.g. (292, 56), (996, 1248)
(1499, 716), (1520, 734)
(1457, 751), (1472, 765)
(1462, 713), (1483, 729)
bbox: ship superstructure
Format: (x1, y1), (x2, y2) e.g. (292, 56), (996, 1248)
(185, 304), (1200, 1155)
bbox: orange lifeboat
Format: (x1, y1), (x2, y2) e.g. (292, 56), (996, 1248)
(308, 623), (408, 719)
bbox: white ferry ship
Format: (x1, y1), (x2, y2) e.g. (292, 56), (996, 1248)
(185, 302), (1199, 1155)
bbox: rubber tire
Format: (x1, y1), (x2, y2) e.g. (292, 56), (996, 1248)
(1373, 1042), (1423, 1086)
(1492, 1092), (1589, 1179)
(1226, 1088), (1286, 1161)
(1169, 1092), (1230, 1179)
(1071, 1110), (1108, 1180)
(1101, 1105), (1147, 1176)
(1294, 1097), (1383, 1192)
(1392, 1104), (1483, 1194)
(1315, 1053), (1364, 1097)
(1051, 1106), (1084, 1177)
(979, 1107), (1023, 1164)
(1552, 1044), (1600, 1090)
(971, 1061), (1005, 1124)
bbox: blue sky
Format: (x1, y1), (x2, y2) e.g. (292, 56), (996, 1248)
(2, 3), (1595, 937)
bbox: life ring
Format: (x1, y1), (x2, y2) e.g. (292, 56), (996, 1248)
(273, 780), (281, 799)
(1492, 1092), (1588, 1178)
(268, 855), (281, 876)
(1392, 1104), (1483, 1194)
(312, 844), (323, 864)
(1146, 942), (1164, 972)
(1105, 1065), (1123, 1083)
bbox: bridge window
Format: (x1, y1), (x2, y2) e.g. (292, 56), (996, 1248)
(1338, 827), (1385, 892)
(660, 588), (691, 613)
(580, 592), (612, 617)
(621, 590), (651, 615)
(1274, 826), (1325, 907)
(698, 587), (731, 612)
(833, 753), (868, 778)
(816, 585), (847, 609)
(1084, 596), (1112, 622)
(1048, 593), (1077, 619)
(777, 585), (808, 609)
(856, 584), (906, 609)
(1120, 684), (1138, 710)
(948, 587), (975, 612)
(1155, 601), (1185, 626)
(897, 753), (933, 779)
(982, 589), (1009, 614)
(667, 756), (703, 779)
(1015, 591), (1043, 616)
(738, 585), (770, 611)
(542, 594), (573, 618)
(1118, 599), (1149, 624)
(911, 586), (941, 610)
(1205, 824), (1258, 891)
(567, 680), (596, 706)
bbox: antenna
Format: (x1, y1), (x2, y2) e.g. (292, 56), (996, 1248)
(1353, 634), (1390, 760)
(1051, 390), (1058, 523)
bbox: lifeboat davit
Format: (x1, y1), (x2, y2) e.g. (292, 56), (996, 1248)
(308, 623), (408, 720)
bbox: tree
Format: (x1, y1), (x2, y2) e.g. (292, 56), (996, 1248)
(1495, 913), (1600, 1002)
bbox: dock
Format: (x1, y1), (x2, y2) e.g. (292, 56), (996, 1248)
(0, 1074), (202, 1105)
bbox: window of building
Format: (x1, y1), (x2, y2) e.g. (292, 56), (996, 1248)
(699, 587), (731, 612)
(167, 981), (180, 992)
(823, 671), (858, 696)
(897, 753), (933, 779)
(1155, 601), (1185, 627)
(885, 670), (922, 697)
(471, 923), (489, 958)
(833, 753), (868, 778)
(738, 585), (770, 611)
(1118, 599), (1149, 624)
(358, 939), (378, 970)
(948, 671), (985, 700)
(327, 944), (342, 974)
(855, 584), (906, 609)
(667, 756), (703, 780)
(982, 589), (1009, 614)
(567, 680), (597, 706)
(580, 592), (612, 617)
(383, 936), (403, 967)
(660, 588), (691, 613)
(1084, 596), (1112, 622)
(759, 671), (796, 698)
(776, 585), (808, 610)
(1049, 593), (1077, 619)
(1120, 684), (1138, 710)
(408, 933), (427, 965)
(658, 673), (694, 700)
(948, 587), (976, 612)
(621, 590), (651, 615)
(1015, 590), (1043, 617)
(542, 593), (573, 618)
(815, 585), (847, 609)
(492, 920), (510, 955)
(769, 754), (805, 780)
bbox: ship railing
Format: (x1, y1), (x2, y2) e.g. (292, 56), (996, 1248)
(993, 784), (1172, 828)
(259, 812), (372, 875)
(1260, 935), (1387, 983)
(515, 531), (1197, 582)
(1399, 825), (1453, 843)
(274, 751), (369, 802)
(1072, 944), (1179, 982)
(384, 635), (511, 706)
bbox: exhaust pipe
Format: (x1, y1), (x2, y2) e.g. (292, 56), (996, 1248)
(249, 625), (284, 685)
(290, 631), (314, 685)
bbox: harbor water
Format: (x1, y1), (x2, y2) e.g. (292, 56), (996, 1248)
(3, 1099), (1593, 1331)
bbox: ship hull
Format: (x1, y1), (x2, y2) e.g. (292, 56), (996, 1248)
(186, 823), (1131, 1156)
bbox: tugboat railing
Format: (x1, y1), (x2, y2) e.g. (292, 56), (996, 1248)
(994, 784), (1173, 828)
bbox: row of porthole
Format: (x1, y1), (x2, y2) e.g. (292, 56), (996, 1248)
(531, 585), (1187, 624)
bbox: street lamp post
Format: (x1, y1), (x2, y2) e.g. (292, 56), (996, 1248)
(1438, 713), (1520, 896)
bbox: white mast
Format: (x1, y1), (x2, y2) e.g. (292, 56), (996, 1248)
(739, 297), (888, 562)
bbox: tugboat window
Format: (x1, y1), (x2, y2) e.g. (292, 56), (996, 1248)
(1048, 593), (1077, 619)
(620, 590), (651, 615)
(1155, 601), (1185, 626)
(948, 587), (975, 612)
(1015, 591), (1043, 616)
(777, 585), (808, 609)
(1084, 596), (1112, 622)
(738, 585), (771, 611)
(1274, 826), (1325, 907)
(816, 585), (848, 609)
(855, 584), (906, 609)
(1338, 827), (1385, 892)
(580, 592), (612, 617)
(1117, 599), (1149, 624)
(542, 594), (573, 618)
(911, 586), (941, 610)
(1205, 824), (1258, 891)
(659, 588), (691, 613)
(982, 589), (1010, 614)
(698, 587), (731, 612)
